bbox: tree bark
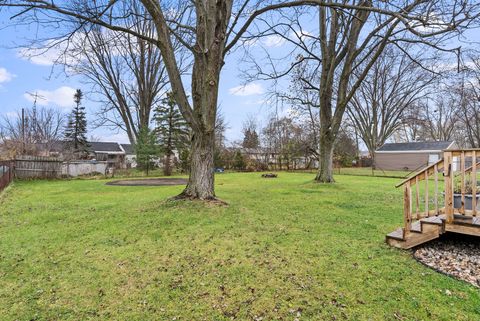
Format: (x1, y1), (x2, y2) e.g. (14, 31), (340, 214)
(315, 131), (335, 183)
(177, 132), (216, 200)
(164, 153), (172, 176)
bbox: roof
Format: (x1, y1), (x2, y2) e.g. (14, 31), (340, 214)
(376, 141), (454, 152)
(35, 141), (68, 152)
(88, 141), (123, 153)
(120, 144), (134, 155)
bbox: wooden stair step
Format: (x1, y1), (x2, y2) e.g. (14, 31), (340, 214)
(387, 229), (440, 249)
(411, 222), (422, 233)
(420, 215), (444, 226)
(386, 228), (404, 241)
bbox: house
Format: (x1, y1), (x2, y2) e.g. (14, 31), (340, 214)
(87, 142), (126, 169)
(120, 144), (136, 168)
(33, 141), (127, 168)
(374, 141), (457, 171)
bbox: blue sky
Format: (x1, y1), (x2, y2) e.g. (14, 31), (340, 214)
(1, 8), (479, 145)
(0, 10), (285, 145)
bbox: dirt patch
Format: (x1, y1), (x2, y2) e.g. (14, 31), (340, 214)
(106, 178), (188, 186)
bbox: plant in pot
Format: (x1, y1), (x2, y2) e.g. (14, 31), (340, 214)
(453, 179), (480, 210)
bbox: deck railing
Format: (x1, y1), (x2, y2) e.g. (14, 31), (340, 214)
(396, 149), (480, 236)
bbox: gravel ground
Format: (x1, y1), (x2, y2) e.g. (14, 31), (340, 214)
(414, 235), (480, 287)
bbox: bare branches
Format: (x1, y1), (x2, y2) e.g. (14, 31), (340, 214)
(0, 106), (66, 157)
(347, 46), (438, 158)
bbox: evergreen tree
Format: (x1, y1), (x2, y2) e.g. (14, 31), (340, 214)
(135, 126), (160, 175)
(178, 148), (191, 174)
(233, 150), (246, 170)
(154, 92), (190, 176)
(64, 89), (89, 157)
(242, 128), (260, 148)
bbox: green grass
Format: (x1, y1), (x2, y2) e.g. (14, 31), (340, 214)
(0, 173), (479, 320)
(335, 167), (412, 178)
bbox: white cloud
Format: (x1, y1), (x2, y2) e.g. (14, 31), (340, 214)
(0, 67), (14, 83)
(290, 29), (312, 41)
(263, 35), (286, 48)
(17, 41), (65, 66)
(17, 31), (126, 67)
(409, 16), (447, 34)
(241, 38), (258, 47)
(17, 35), (89, 66)
(229, 83), (264, 96)
(24, 86), (77, 109)
(4, 111), (17, 118)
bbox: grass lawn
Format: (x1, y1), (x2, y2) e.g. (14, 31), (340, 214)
(1, 173), (479, 320)
(335, 167), (412, 178)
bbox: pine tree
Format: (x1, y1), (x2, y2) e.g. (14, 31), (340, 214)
(134, 126), (160, 175)
(242, 128), (260, 149)
(154, 92), (190, 176)
(233, 150), (246, 170)
(64, 89), (89, 157)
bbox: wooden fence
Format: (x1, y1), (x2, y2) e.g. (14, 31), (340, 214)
(0, 160), (14, 192)
(14, 155), (62, 179)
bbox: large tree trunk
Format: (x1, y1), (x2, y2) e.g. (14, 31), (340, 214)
(315, 132), (335, 183)
(163, 153), (172, 176)
(370, 147), (377, 170)
(177, 131), (216, 200)
(315, 57), (336, 183)
(143, 0), (231, 201)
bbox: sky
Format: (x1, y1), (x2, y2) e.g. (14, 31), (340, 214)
(0, 9), (288, 145)
(0, 6), (479, 146)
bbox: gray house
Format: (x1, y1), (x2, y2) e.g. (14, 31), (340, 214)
(120, 144), (136, 168)
(88, 142), (126, 168)
(374, 141), (456, 171)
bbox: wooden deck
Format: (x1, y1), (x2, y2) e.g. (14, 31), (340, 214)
(387, 149), (480, 249)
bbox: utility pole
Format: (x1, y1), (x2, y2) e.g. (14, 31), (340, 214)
(21, 108), (25, 154)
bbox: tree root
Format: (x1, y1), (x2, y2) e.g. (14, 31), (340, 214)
(169, 192), (228, 206)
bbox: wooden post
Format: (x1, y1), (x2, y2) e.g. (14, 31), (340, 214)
(415, 176), (420, 218)
(473, 151), (477, 216)
(404, 181), (412, 235)
(434, 163), (439, 215)
(461, 151), (465, 215)
(425, 170), (429, 217)
(444, 151), (454, 223)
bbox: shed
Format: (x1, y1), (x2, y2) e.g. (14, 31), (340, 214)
(374, 141), (456, 171)
(88, 142), (125, 168)
(120, 144), (137, 168)
(120, 144), (134, 155)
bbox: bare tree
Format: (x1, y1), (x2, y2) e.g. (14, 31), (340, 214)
(277, 63), (321, 161)
(262, 115), (307, 170)
(395, 58), (480, 147)
(459, 57), (480, 147)
(66, 3), (172, 144)
(244, 2), (480, 182)
(421, 95), (460, 141)
(242, 115), (260, 149)
(2, 1), (479, 198)
(0, 106), (65, 157)
(347, 47), (437, 164)
(394, 102), (426, 142)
